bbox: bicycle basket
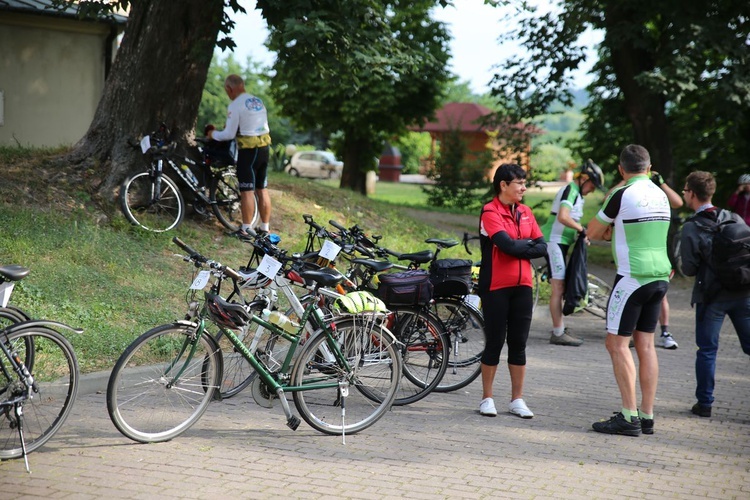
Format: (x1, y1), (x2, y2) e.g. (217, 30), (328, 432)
(429, 259), (473, 297)
(203, 139), (236, 169)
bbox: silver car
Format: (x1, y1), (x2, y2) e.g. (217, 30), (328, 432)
(285, 151), (343, 179)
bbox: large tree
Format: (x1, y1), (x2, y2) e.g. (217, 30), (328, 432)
(59, 0), (238, 203)
(488, 0), (750, 188)
(257, 0), (453, 194)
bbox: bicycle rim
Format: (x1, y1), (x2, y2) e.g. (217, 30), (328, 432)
(210, 169), (242, 231)
(119, 171), (184, 232)
(389, 307), (448, 406)
(292, 319), (401, 435)
(0, 326), (79, 459)
(432, 299), (485, 392)
(584, 274), (611, 319)
(106, 324), (220, 443)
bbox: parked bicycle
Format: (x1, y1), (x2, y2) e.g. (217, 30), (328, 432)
(106, 238), (402, 443)
(530, 260), (612, 319)
(303, 217), (485, 395)
(0, 265), (81, 472)
(119, 124), (256, 233)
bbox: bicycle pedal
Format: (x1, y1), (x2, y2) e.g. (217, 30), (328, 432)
(286, 415), (301, 431)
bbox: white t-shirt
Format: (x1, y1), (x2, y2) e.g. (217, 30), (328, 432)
(211, 92), (270, 141)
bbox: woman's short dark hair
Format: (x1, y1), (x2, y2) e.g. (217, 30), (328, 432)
(493, 163), (526, 195)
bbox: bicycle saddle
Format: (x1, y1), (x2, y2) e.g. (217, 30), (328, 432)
(0, 264), (30, 282)
(299, 267), (345, 287)
(425, 238), (459, 249)
(398, 250), (434, 264)
(351, 259), (394, 273)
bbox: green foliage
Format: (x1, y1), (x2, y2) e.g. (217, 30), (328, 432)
(257, 0), (453, 192)
(530, 143), (575, 182)
(423, 129), (490, 210)
(393, 132), (432, 175)
(489, 0), (750, 195)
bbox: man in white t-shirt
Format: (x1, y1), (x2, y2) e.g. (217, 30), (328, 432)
(208, 74), (272, 237)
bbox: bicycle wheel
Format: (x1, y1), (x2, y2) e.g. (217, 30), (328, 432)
(291, 318), (401, 435)
(119, 171), (184, 232)
(431, 298), (485, 392)
(0, 326), (79, 459)
(388, 306), (449, 406)
(584, 273), (612, 319)
(106, 323), (221, 443)
(671, 233), (686, 278)
(210, 169), (248, 231)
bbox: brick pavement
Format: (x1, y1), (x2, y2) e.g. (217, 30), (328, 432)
(2, 273), (749, 499)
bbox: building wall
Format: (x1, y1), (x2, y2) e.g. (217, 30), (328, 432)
(0, 12), (115, 148)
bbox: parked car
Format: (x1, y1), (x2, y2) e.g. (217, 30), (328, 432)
(285, 151), (343, 179)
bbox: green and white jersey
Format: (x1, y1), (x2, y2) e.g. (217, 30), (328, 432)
(541, 182), (584, 246)
(595, 175), (671, 284)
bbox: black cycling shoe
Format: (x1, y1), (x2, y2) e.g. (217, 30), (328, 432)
(592, 412), (641, 436)
(691, 403), (712, 418)
(228, 228), (252, 241)
(641, 418), (654, 435)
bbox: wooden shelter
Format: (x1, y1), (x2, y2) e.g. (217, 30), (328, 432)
(415, 102), (534, 179)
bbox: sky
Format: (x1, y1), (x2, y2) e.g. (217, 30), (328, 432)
(222, 0), (601, 94)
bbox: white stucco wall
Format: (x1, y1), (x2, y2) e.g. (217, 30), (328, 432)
(0, 13), (117, 148)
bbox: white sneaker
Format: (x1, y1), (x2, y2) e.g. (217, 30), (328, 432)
(479, 397), (497, 417)
(657, 333), (678, 349)
(509, 398), (534, 419)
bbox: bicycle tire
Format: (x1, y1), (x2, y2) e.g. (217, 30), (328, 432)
(0, 326), (79, 459)
(291, 319), (401, 435)
(119, 171), (184, 232)
(106, 323), (221, 443)
(584, 273), (611, 319)
(671, 234), (686, 278)
(388, 306), (449, 406)
(210, 169), (250, 231)
(0, 308), (34, 370)
(431, 298), (485, 392)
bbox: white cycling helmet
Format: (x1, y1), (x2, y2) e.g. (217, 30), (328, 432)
(738, 174), (750, 185)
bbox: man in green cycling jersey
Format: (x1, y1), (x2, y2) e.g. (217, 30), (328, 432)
(587, 144), (671, 437)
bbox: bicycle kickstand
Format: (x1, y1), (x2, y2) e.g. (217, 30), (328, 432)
(15, 404), (31, 473)
(339, 380), (349, 445)
(275, 388), (301, 431)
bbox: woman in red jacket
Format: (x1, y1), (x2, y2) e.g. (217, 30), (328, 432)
(477, 164), (547, 418)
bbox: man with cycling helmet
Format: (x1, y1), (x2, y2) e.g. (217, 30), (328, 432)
(727, 174), (750, 225)
(541, 159), (604, 346)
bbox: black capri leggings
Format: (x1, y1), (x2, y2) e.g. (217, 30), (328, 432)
(480, 286), (533, 366)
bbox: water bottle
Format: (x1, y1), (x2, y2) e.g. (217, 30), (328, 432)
(262, 309), (298, 334)
(180, 163), (198, 186)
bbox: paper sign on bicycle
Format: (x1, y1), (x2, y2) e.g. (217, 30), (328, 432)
(139, 135), (151, 154)
(189, 270), (211, 290)
(257, 254), (282, 279)
(319, 240), (341, 261)
(0, 282), (14, 308)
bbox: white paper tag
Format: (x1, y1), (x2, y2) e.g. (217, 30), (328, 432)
(0, 282), (14, 308)
(140, 135), (151, 154)
(257, 254), (282, 279)
(189, 270), (211, 290)
(319, 240), (342, 261)
(464, 294), (481, 310)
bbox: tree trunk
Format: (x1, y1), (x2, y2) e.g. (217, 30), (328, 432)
(603, 4), (674, 183)
(339, 131), (381, 195)
(65, 0), (224, 204)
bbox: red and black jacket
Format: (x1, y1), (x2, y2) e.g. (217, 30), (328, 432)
(478, 197), (547, 293)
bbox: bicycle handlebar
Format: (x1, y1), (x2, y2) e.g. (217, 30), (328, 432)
(172, 237), (240, 280)
(462, 232), (479, 255)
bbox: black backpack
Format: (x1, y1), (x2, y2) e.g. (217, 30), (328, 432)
(697, 210), (750, 290)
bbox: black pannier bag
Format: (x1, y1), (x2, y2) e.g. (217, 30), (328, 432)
(377, 270), (434, 306)
(429, 259), (474, 297)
